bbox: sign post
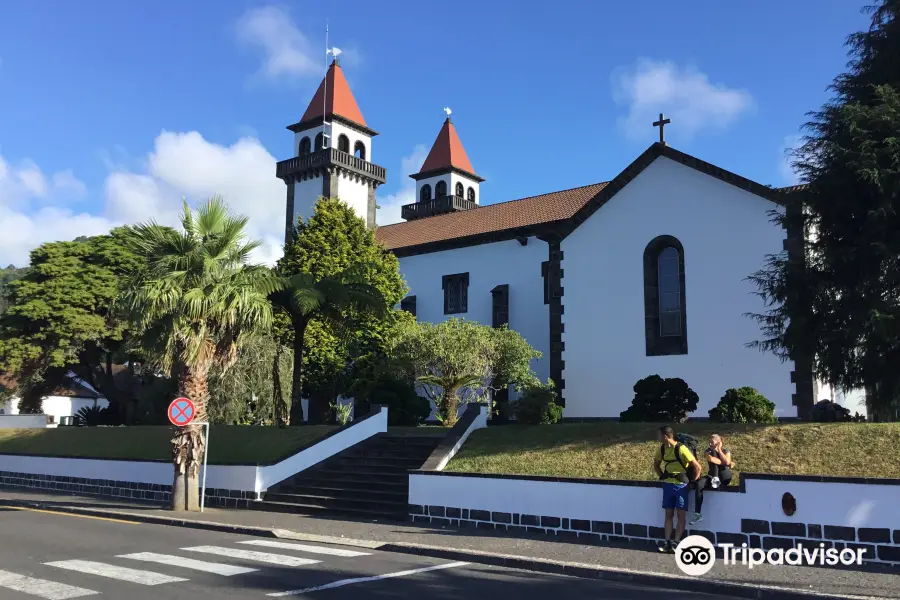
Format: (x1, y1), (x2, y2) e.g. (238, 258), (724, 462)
(167, 397), (211, 513)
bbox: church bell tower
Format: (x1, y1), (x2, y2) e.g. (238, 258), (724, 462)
(275, 59), (386, 242)
(402, 111), (484, 221)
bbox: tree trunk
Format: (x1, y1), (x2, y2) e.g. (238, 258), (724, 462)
(170, 365), (209, 512)
(171, 469), (187, 511)
(439, 387), (459, 427)
(289, 319), (308, 426)
(273, 345), (289, 427)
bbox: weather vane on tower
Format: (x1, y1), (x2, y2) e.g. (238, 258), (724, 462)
(443, 107), (452, 122)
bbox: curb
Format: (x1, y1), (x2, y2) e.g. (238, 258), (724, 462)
(0, 498), (882, 600)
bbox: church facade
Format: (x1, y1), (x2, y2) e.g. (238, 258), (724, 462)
(276, 61), (815, 420)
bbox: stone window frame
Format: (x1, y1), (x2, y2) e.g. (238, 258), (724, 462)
(443, 272), (469, 315)
(420, 184), (432, 202)
(643, 235), (688, 356)
(314, 132), (324, 151)
(338, 134), (350, 153)
(491, 284), (509, 328)
(435, 180), (448, 198)
(455, 182), (465, 197)
(467, 187), (476, 202)
(541, 261), (551, 305)
(354, 140), (366, 160)
(298, 137), (311, 156)
(400, 295), (417, 318)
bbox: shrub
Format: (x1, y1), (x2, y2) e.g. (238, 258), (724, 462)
(810, 399), (856, 422)
(75, 405), (112, 427)
(369, 377), (431, 426)
(512, 381), (563, 425)
(620, 375), (698, 423)
(330, 401), (353, 425)
(709, 387), (777, 423)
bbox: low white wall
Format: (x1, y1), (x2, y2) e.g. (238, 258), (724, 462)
(409, 473), (900, 534)
(432, 404), (488, 471)
(256, 406), (388, 491)
(0, 415), (50, 429)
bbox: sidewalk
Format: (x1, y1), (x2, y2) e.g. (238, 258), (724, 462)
(0, 487), (896, 600)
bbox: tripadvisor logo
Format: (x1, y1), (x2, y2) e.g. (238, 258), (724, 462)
(674, 535), (867, 575)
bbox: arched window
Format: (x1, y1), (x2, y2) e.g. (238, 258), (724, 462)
(643, 236), (687, 356)
(354, 141), (366, 160)
(298, 137), (311, 156)
(314, 132), (324, 151)
(420, 184), (432, 202)
(338, 134), (350, 153)
(467, 187), (475, 202)
(455, 182), (464, 197)
(435, 180), (447, 197)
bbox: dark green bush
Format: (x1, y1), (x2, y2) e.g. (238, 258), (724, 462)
(512, 382), (563, 425)
(75, 405), (113, 427)
(810, 399), (864, 422)
(709, 387), (777, 423)
(620, 375), (698, 423)
(369, 377), (431, 426)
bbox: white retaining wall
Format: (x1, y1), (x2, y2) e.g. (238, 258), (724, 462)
(0, 415), (51, 429)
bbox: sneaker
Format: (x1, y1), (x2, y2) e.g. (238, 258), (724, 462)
(658, 540), (675, 553)
(710, 476), (721, 489)
(689, 513), (704, 526)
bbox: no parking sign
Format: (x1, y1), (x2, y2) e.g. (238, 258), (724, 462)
(168, 397), (195, 427)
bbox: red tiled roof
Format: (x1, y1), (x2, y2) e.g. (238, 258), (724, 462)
(300, 61), (367, 127)
(376, 183), (609, 250)
(416, 118), (476, 176)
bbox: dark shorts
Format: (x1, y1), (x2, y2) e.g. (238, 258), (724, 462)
(662, 482), (689, 510)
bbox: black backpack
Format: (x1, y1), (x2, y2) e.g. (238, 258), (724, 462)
(660, 433), (699, 482)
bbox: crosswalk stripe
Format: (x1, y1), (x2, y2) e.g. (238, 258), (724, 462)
(181, 546), (321, 567)
(0, 569), (97, 599)
(239, 540), (371, 557)
(44, 560), (188, 586)
(119, 552), (258, 576)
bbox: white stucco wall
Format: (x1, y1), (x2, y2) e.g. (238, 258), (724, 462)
(1, 395), (108, 423)
(398, 236), (550, 386)
(290, 178), (324, 229)
(334, 171), (370, 222)
(293, 122), (370, 159)
(561, 156), (795, 418)
(414, 172), (480, 205)
(0, 415), (51, 429)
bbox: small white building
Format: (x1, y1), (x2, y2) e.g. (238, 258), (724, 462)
(274, 60), (857, 420)
(0, 371), (109, 426)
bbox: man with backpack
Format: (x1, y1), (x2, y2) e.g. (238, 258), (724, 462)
(653, 425), (701, 553)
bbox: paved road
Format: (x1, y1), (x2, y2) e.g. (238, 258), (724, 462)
(0, 505), (734, 599)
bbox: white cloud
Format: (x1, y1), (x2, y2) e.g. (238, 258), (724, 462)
(375, 145), (429, 225)
(105, 131), (287, 264)
(0, 131), (286, 267)
(0, 156), (112, 266)
(612, 59), (754, 141)
(779, 134), (803, 185)
(234, 5), (319, 80)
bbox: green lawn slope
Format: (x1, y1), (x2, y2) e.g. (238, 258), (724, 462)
(445, 422), (900, 481)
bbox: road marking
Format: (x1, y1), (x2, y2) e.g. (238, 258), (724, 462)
(0, 505), (139, 525)
(0, 569), (97, 599)
(267, 561), (470, 596)
(181, 546), (321, 567)
(44, 560), (187, 585)
(239, 539), (372, 557)
(119, 552), (258, 576)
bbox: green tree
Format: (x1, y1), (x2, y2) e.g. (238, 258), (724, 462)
(0, 230), (145, 418)
(120, 197), (276, 511)
(0, 264), (28, 315)
(708, 387), (777, 423)
(619, 375), (699, 423)
(278, 198), (406, 424)
(391, 318), (540, 426)
(747, 1), (900, 421)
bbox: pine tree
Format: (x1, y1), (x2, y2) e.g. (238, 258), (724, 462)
(749, 1), (900, 420)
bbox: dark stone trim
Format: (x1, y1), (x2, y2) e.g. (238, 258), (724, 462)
(824, 525), (857, 541)
(287, 114), (379, 138)
(783, 198), (814, 419)
(771, 522), (806, 537)
(419, 403), (484, 471)
(284, 180), (296, 245)
(643, 235), (688, 356)
(367, 183), (377, 230)
(442, 272), (469, 315)
(540, 237), (565, 401)
(741, 519), (770, 534)
(322, 167), (339, 199)
(410, 165), (485, 183)
(491, 284), (509, 328)
(741, 472), (900, 486)
(515, 236), (528, 246)
(387, 143), (788, 258)
(859, 528), (891, 544)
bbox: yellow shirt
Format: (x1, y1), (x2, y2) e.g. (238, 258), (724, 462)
(658, 443), (696, 484)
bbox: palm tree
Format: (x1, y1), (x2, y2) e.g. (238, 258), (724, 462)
(120, 197), (277, 511)
(269, 272), (386, 425)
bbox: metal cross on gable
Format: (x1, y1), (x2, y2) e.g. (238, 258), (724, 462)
(653, 113), (671, 145)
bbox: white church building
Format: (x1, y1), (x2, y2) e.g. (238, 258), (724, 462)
(275, 59), (850, 420)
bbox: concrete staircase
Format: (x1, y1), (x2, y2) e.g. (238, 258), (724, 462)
(255, 432), (442, 521)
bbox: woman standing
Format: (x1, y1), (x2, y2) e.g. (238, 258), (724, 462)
(689, 433), (734, 526)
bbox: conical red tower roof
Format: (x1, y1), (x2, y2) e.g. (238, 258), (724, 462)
(300, 60), (367, 127)
(414, 118), (479, 178)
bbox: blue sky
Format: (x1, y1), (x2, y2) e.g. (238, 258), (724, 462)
(0, 1), (868, 266)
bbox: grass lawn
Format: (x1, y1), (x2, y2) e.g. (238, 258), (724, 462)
(0, 425), (336, 465)
(446, 422), (900, 481)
